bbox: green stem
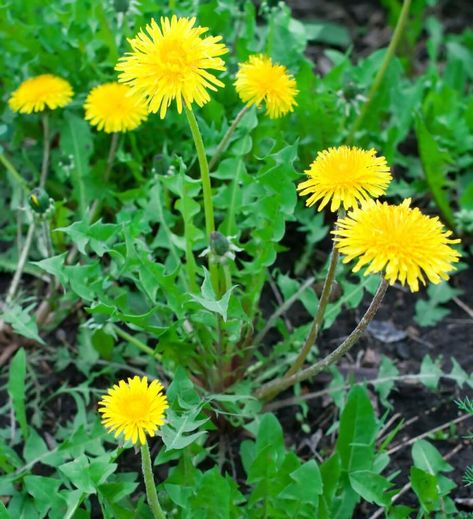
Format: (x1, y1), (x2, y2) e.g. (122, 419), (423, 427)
(39, 112), (50, 188)
(285, 244), (339, 379)
(113, 325), (161, 360)
(256, 278), (388, 400)
(88, 132), (119, 223)
(346, 0), (411, 144)
(0, 153), (29, 193)
(222, 264), (232, 294)
(180, 172), (198, 293)
(6, 221), (36, 305)
(140, 441), (166, 519)
(184, 107), (219, 293)
(208, 105), (250, 171)
(224, 158), (243, 236)
(42, 221), (54, 258)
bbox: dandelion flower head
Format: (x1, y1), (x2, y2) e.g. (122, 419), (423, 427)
(116, 16), (228, 118)
(297, 146), (392, 212)
(333, 199), (461, 292)
(234, 54), (298, 118)
(98, 376), (168, 445)
(84, 82), (148, 133)
(9, 74), (73, 114)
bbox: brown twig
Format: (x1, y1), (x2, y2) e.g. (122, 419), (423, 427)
(453, 296), (473, 320)
(387, 414), (471, 456)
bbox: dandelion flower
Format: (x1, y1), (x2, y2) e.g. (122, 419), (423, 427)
(297, 146), (392, 212)
(333, 199), (461, 292)
(84, 82), (148, 133)
(98, 376), (168, 445)
(234, 55), (298, 118)
(9, 74), (73, 114)
(116, 16), (228, 119)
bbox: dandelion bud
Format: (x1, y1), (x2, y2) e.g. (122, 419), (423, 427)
(210, 231), (230, 257)
(28, 188), (51, 214)
(114, 0), (129, 12)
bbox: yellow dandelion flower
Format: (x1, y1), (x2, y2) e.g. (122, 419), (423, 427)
(8, 74), (73, 114)
(333, 199), (461, 292)
(116, 16), (228, 119)
(84, 82), (148, 133)
(98, 376), (168, 445)
(297, 146), (392, 212)
(234, 54), (298, 118)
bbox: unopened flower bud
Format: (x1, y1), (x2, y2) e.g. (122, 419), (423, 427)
(28, 188), (51, 214)
(210, 231), (230, 257)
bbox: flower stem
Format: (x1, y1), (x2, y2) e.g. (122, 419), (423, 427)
(346, 0), (411, 144)
(208, 105), (250, 171)
(0, 153), (29, 193)
(256, 277), (389, 400)
(140, 441), (166, 519)
(113, 325), (161, 360)
(39, 113), (50, 188)
(180, 172), (198, 293)
(88, 132), (119, 223)
(224, 158), (243, 236)
(6, 221), (36, 305)
(285, 244), (339, 379)
(184, 107), (219, 293)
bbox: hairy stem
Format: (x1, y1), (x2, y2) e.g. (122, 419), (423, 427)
(6, 222), (36, 305)
(346, 0), (411, 143)
(285, 245), (339, 379)
(141, 441), (166, 519)
(256, 277), (388, 400)
(184, 107), (219, 293)
(39, 113), (50, 188)
(208, 105), (250, 171)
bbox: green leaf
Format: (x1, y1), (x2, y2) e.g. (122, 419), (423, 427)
(190, 268), (235, 321)
(412, 440), (453, 474)
(59, 455), (95, 494)
(410, 466), (439, 513)
(303, 21), (351, 47)
(415, 116), (455, 228)
(419, 355), (443, 390)
(414, 282), (461, 327)
(23, 475), (63, 518)
(279, 460), (323, 504)
(56, 220), (119, 257)
(60, 112), (93, 218)
(450, 357), (472, 388)
(7, 348), (28, 440)
(0, 501), (10, 519)
(387, 505), (415, 519)
(376, 356), (399, 408)
(32, 253), (68, 286)
(349, 471), (393, 506)
(319, 454), (341, 519)
(336, 386), (377, 473)
(161, 408), (208, 451)
(189, 467), (244, 517)
(1, 303), (44, 344)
